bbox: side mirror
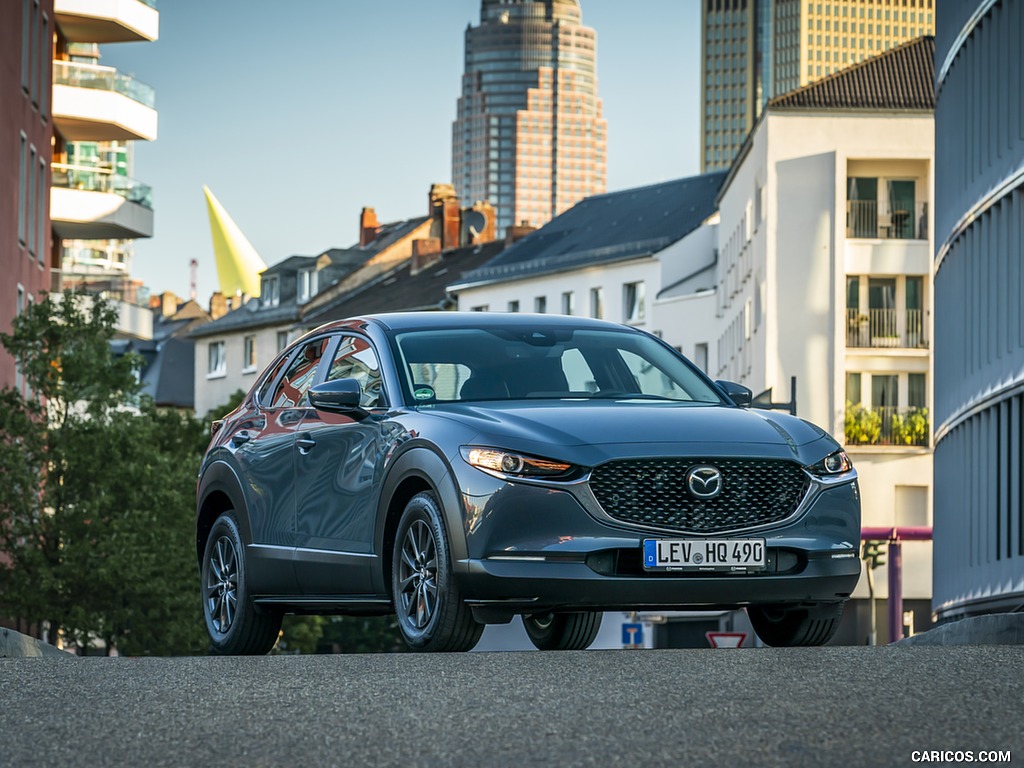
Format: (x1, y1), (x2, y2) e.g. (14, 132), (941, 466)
(715, 380), (753, 408)
(309, 378), (362, 412)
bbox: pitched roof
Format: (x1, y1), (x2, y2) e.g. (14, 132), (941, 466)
(768, 36), (935, 111)
(302, 240), (507, 326)
(450, 173), (726, 289)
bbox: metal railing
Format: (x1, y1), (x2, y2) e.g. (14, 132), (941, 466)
(51, 162), (153, 209)
(845, 308), (927, 348)
(846, 200), (928, 240)
(52, 60), (156, 108)
(845, 404), (929, 447)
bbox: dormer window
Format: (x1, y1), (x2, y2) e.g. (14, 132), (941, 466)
(262, 276), (280, 308)
(298, 268), (318, 303)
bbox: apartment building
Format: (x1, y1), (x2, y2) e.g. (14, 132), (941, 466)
(693, 37), (935, 641)
(50, 0), (159, 339)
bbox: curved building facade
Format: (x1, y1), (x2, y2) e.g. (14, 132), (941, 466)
(934, 1), (1024, 621)
(452, 0), (606, 234)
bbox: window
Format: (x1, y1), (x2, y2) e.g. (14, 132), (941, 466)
(324, 335), (384, 408)
(15, 285), (25, 393)
(39, 13), (48, 118)
(590, 287), (604, 319)
(694, 343), (709, 373)
(271, 338), (329, 407)
(623, 281), (645, 323)
(18, 134), (26, 246)
(276, 331), (289, 352)
(561, 291), (575, 315)
(36, 157), (46, 264)
(261, 276), (280, 307)
(207, 341), (226, 378)
(21, 0), (30, 92)
(256, 353), (291, 406)
(298, 268), (318, 302)
(846, 372), (862, 406)
(27, 145), (37, 257)
(243, 335), (257, 372)
(908, 373), (926, 409)
(534, 296), (547, 313)
(471, 305), (489, 312)
(507, 300), (520, 313)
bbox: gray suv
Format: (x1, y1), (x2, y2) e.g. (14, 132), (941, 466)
(196, 313), (860, 653)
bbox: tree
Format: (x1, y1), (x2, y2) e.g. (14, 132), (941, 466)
(0, 291), (208, 654)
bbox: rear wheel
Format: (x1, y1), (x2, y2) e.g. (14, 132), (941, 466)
(747, 601), (846, 647)
(523, 612), (603, 650)
(201, 511), (282, 655)
(391, 492), (483, 652)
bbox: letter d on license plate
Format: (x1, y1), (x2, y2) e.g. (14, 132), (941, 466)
(643, 538), (766, 572)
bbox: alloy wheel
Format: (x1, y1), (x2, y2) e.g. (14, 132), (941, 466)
(206, 535), (239, 634)
(397, 520), (438, 630)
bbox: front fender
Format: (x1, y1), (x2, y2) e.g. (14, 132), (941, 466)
(195, 460), (251, 564)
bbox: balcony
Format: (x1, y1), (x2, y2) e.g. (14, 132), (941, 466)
(846, 200), (928, 240)
(846, 309), (928, 349)
(845, 404), (929, 448)
(52, 61), (158, 142)
(51, 162), (154, 240)
(54, 0), (159, 44)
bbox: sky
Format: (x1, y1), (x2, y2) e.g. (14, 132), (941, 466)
(99, 1), (703, 301)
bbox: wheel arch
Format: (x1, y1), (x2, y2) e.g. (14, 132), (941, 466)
(375, 446), (467, 596)
(196, 461), (251, 568)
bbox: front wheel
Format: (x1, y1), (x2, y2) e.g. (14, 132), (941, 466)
(391, 491), (483, 652)
(523, 612), (603, 650)
(201, 511), (282, 655)
(747, 601), (846, 647)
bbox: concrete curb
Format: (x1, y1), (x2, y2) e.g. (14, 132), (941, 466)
(897, 612), (1024, 646)
(0, 628), (75, 658)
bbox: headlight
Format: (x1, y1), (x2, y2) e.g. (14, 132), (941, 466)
(461, 446), (575, 479)
(808, 449), (853, 476)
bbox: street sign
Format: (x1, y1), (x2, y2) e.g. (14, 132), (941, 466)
(622, 622), (644, 647)
(706, 632), (746, 648)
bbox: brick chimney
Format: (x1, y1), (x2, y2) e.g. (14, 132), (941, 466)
(209, 291), (228, 320)
(160, 291), (179, 318)
(505, 220), (537, 246)
(359, 207), (380, 247)
(428, 184), (461, 250)
(410, 238), (442, 276)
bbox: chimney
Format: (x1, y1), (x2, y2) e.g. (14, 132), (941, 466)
(209, 291), (228, 320)
(359, 207), (380, 247)
(428, 184), (461, 249)
(505, 220), (537, 246)
(410, 238), (442, 276)
(160, 291), (178, 318)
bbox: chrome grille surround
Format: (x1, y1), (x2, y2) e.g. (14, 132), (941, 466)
(587, 457), (812, 535)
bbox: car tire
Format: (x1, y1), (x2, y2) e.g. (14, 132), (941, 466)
(201, 511), (282, 655)
(392, 491), (483, 652)
(523, 612), (603, 651)
(747, 601), (846, 647)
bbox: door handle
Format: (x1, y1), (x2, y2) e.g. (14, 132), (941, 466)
(297, 436), (317, 454)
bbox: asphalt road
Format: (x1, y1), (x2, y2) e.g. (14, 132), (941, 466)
(1, 646), (1020, 767)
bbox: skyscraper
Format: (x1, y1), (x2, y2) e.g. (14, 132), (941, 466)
(452, 0), (606, 235)
(701, 0), (935, 171)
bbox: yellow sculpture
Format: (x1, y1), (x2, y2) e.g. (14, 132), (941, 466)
(203, 185), (266, 298)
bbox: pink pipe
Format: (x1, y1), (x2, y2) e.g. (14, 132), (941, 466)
(860, 526), (932, 542)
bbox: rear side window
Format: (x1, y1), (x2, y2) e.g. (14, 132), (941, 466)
(271, 338), (330, 407)
(256, 353), (290, 405)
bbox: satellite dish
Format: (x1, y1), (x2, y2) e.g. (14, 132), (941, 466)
(463, 210), (487, 241)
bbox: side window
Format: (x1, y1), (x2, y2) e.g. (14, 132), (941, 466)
(324, 335), (384, 408)
(271, 338), (330, 408)
(256, 352), (291, 405)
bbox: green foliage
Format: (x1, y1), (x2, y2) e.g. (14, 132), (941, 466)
(317, 616), (405, 654)
(890, 407), (929, 446)
(844, 401), (881, 445)
(0, 291), (208, 655)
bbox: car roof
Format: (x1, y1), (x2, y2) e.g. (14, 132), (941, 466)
(310, 312), (639, 336)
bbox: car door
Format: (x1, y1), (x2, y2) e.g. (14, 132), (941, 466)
(293, 333), (386, 596)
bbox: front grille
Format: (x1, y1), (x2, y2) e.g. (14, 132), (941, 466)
(588, 458), (810, 534)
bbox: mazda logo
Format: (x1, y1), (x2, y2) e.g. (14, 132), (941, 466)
(687, 465), (723, 499)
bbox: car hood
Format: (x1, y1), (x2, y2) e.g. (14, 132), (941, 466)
(424, 400), (835, 465)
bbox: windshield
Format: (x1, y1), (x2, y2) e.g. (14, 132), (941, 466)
(394, 326), (723, 405)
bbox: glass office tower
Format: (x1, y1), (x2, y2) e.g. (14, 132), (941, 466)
(453, 0), (607, 235)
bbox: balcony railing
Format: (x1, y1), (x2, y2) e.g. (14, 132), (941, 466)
(846, 200), (928, 240)
(845, 404), (929, 447)
(52, 162), (153, 209)
(846, 308), (927, 348)
(53, 60), (156, 109)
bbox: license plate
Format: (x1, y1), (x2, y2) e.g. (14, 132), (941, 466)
(643, 538), (766, 572)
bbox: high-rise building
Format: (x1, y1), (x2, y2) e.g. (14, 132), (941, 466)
(933, 2), (1024, 622)
(452, 0), (606, 235)
(701, 0), (935, 171)
(50, 0), (159, 338)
